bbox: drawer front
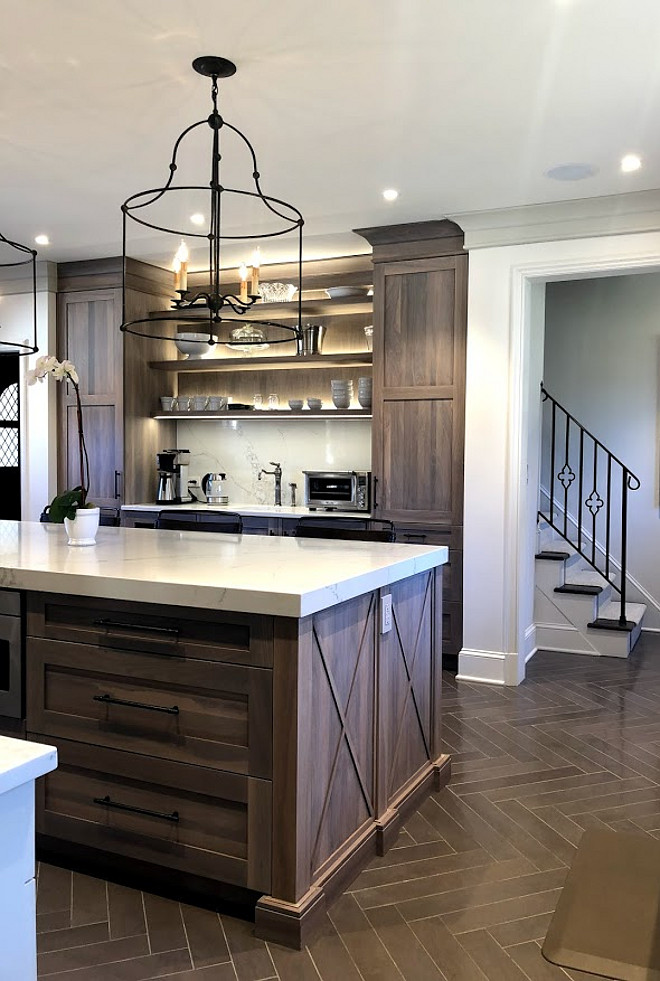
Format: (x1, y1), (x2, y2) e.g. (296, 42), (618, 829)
(27, 593), (273, 668)
(32, 735), (272, 892)
(394, 525), (462, 604)
(27, 638), (272, 778)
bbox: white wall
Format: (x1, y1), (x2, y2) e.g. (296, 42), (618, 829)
(0, 267), (58, 520)
(175, 416), (371, 505)
(459, 228), (660, 686)
(544, 272), (660, 630)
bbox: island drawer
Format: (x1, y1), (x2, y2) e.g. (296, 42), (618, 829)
(31, 735), (272, 893)
(27, 638), (272, 779)
(27, 593), (273, 668)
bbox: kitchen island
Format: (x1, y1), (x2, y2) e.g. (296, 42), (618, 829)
(0, 521), (449, 948)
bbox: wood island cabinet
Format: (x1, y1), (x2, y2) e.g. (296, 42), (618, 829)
(356, 221), (467, 663)
(25, 563), (448, 949)
(57, 258), (176, 509)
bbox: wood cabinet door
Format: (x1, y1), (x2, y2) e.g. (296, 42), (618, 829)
(57, 289), (124, 508)
(372, 255), (467, 525)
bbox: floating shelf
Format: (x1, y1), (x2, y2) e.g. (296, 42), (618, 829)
(153, 409), (372, 421)
(149, 352), (373, 373)
(150, 295), (372, 322)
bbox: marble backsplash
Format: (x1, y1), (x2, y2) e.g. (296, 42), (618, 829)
(175, 417), (371, 507)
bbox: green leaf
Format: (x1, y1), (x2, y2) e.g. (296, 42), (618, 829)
(47, 487), (85, 523)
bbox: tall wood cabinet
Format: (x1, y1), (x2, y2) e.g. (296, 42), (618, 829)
(356, 221), (467, 665)
(57, 258), (176, 509)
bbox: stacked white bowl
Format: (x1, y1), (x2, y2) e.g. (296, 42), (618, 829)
(357, 376), (373, 408)
(331, 379), (353, 409)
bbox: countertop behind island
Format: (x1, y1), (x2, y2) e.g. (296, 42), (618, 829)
(0, 520), (447, 618)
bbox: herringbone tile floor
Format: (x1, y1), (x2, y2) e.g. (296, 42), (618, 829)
(36, 637), (660, 980)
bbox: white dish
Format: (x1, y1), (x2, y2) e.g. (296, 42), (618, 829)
(175, 332), (218, 358)
(325, 286), (370, 299)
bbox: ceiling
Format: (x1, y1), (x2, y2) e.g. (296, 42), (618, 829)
(3, 0), (660, 268)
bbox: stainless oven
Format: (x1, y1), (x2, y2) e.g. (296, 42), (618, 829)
(0, 590), (22, 718)
(303, 471), (371, 512)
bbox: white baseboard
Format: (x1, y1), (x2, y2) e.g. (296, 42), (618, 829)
(524, 624), (537, 664)
(457, 649), (507, 686)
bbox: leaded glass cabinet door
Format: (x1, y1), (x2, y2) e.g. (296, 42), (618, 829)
(0, 356), (20, 519)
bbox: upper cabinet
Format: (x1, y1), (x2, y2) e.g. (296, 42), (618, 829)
(57, 258), (176, 508)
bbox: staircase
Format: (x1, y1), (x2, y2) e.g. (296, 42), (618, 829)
(536, 385), (644, 659)
(535, 521), (645, 657)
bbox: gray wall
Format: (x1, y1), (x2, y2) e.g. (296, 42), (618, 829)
(544, 272), (660, 629)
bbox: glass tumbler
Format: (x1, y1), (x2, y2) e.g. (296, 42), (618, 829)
(267, 394), (280, 410)
(253, 394), (264, 410)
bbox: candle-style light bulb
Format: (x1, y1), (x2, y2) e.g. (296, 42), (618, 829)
(173, 257), (181, 292)
(175, 240), (189, 292)
(250, 248), (261, 296)
(239, 262), (248, 303)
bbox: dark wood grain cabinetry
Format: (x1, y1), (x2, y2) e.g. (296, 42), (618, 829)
(57, 258), (176, 507)
(356, 221), (467, 665)
(25, 569), (448, 949)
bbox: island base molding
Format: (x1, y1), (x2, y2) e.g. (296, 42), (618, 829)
(256, 755), (451, 948)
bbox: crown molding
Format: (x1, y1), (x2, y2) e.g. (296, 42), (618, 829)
(450, 189), (660, 250)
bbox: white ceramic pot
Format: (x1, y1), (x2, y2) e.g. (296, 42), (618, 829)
(64, 507), (100, 546)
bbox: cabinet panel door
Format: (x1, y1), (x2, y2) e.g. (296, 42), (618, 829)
(377, 400), (453, 522)
(382, 261), (459, 390)
(58, 290), (123, 508)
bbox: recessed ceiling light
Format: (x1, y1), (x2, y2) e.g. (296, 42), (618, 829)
(545, 163), (598, 182)
(34, 234), (49, 245)
(621, 154), (642, 173)
(190, 213), (205, 225)
(382, 189), (399, 202)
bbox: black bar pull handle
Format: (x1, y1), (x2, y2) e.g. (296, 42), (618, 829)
(93, 693), (179, 715)
(93, 795), (179, 823)
(114, 470), (123, 500)
(373, 475), (379, 511)
(93, 618), (179, 638)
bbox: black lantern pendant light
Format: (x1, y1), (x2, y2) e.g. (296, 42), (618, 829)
(0, 231), (38, 356)
(120, 56), (304, 352)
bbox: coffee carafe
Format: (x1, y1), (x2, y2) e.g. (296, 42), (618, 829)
(202, 472), (228, 505)
(156, 449), (191, 503)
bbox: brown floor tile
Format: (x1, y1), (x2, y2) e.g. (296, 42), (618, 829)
(456, 929), (532, 980)
(143, 893), (187, 954)
(328, 893), (406, 980)
(181, 904), (230, 969)
(37, 909), (72, 934)
(351, 847), (491, 892)
(71, 872), (107, 927)
(37, 920), (109, 954)
(107, 881), (147, 940)
(488, 911), (554, 947)
(158, 966), (238, 981)
(411, 916), (489, 981)
(221, 913), (275, 981)
(37, 933), (150, 976)
(38, 947), (192, 980)
(267, 942), (323, 981)
(354, 856), (534, 910)
(365, 905), (446, 980)
(305, 913), (364, 981)
(37, 864), (72, 916)
(508, 940), (576, 979)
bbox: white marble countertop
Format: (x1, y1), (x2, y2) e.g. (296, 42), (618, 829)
(0, 735), (57, 796)
(122, 503), (372, 519)
(0, 521), (447, 618)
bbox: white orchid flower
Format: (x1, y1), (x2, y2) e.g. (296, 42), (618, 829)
(62, 360), (79, 385)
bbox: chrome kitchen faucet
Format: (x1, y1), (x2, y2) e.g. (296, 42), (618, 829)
(258, 461), (282, 506)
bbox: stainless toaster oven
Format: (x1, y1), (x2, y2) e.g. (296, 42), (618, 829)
(303, 471), (371, 512)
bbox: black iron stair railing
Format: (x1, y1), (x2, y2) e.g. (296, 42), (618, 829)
(539, 384), (640, 628)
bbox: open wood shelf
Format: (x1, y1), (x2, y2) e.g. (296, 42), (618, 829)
(150, 352), (373, 372)
(150, 295), (372, 322)
(153, 409), (372, 420)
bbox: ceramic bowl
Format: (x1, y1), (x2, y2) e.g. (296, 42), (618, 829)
(258, 282), (297, 303)
(325, 286), (370, 299)
(307, 398), (322, 410)
(288, 399), (304, 410)
(174, 332), (217, 358)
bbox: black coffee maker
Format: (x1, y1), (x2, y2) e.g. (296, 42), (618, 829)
(156, 449), (190, 503)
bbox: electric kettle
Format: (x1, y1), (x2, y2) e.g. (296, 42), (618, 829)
(201, 472), (228, 505)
